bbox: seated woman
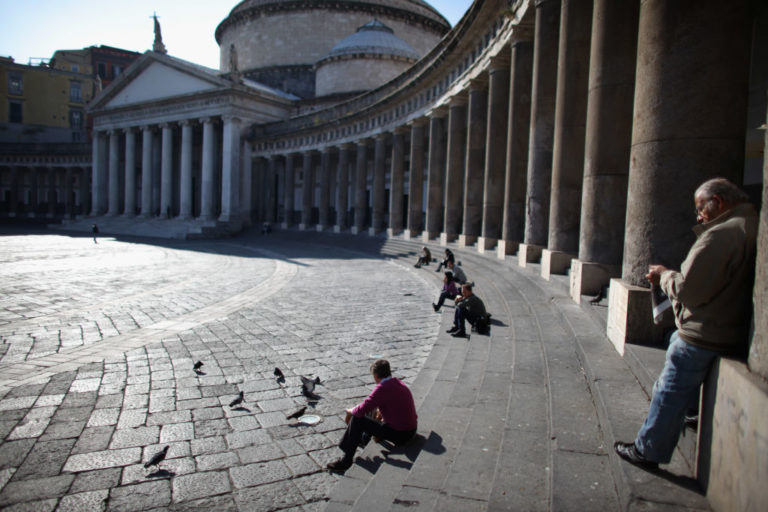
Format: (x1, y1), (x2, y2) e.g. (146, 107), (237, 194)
(435, 248), (455, 272)
(433, 271), (459, 312)
(414, 246), (431, 268)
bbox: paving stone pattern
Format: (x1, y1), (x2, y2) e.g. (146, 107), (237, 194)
(0, 233), (439, 511)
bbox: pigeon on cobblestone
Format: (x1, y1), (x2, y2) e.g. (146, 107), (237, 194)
(144, 445), (169, 470)
(286, 406), (307, 420)
(301, 376), (321, 397)
(193, 361), (204, 371)
(229, 391), (244, 408)
(274, 367), (285, 383)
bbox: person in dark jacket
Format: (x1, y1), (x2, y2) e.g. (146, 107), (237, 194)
(447, 283), (486, 338)
(435, 248), (455, 272)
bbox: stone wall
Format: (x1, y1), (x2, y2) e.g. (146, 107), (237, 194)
(316, 57), (414, 97)
(217, 10), (443, 72)
(244, 65), (316, 99)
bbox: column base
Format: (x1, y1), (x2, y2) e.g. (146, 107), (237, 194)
(518, 243), (544, 267)
(299, 223), (310, 231)
(606, 278), (668, 356)
(403, 229), (420, 240)
(281, 222), (290, 229)
(569, 260), (620, 304)
(177, 214), (191, 221)
(497, 240), (519, 260)
(477, 237), (497, 253)
(440, 232), (457, 245)
(368, 227), (383, 236)
(541, 250), (574, 281)
(316, 224), (328, 232)
(333, 225), (345, 233)
(421, 231), (439, 242)
(458, 234), (477, 248)
(350, 226), (363, 235)
(386, 228), (402, 238)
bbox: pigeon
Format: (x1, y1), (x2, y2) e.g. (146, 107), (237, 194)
(144, 445), (169, 469)
(193, 361), (204, 371)
(286, 406), (307, 420)
(300, 376), (321, 397)
(589, 287), (605, 304)
(274, 367), (284, 379)
(229, 391), (244, 408)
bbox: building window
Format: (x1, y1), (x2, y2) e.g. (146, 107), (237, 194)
(97, 62), (106, 79)
(71, 64), (79, 73)
(9, 101), (22, 123)
(70, 81), (82, 102)
(69, 109), (83, 130)
(8, 73), (22, 95)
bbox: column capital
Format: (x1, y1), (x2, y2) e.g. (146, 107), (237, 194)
(374, 132), (390, 141)
(321, 145), (335, 154)
(200, 116), (216, 125)
(489, 54), (511, 72)
(427, 106), (448, 118)
(140, 124), (154, 132)
(179, 119), (194, 127)
(302, 149), (318, 156)
(449, 92), (468, 107)
(407, 117), (428, 128)
(222, 115), (242, 124)
(356, 138), (371, 147)
(123, 126), (136, 134)
(158, 123), (173, 130)
(337, 143), (354, 150)
(469, 77), (489, 91)
(393, 125), (410, 135)
(510, 24), (535, 44)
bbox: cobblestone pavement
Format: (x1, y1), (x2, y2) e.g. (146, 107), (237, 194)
(0, 231), (439, 511)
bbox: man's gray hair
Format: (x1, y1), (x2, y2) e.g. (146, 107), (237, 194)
(695, 178), (749, 205)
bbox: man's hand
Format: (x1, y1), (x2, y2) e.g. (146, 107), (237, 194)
(646, 264), (669, 285)
(373, 409), (382, 422)
(344, 409), (353, 425)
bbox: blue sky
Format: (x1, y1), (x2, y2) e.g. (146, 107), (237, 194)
(0, 0), (474, 69)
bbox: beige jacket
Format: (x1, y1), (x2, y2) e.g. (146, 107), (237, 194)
(660, 203), (758, 353)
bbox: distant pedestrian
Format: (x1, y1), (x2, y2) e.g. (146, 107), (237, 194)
(435, 248), (454, 272)
(414, 246), (431, 268)
(92, 223), (99, 244)
(262, 221), (272, 235)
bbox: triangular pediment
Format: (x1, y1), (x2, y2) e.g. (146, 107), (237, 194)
(102, 59), (223, 108)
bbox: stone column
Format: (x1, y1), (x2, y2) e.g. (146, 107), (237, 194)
(79, 167), (90, 216)
(140, 126), (154, 217)
(300, 150), (315, 229)
(406, 120), (427, 239)
(542, 0), (593, 279)
(160, 123), (173, 218)
(65, 167), (74, 218)
(47, 167), (57, 217)
(461, 81), (488, 248)
(479, 57), (511, 253)
(90, 131), (106, 215)
(424, 109), (447, 241)
(335, 144), (351, 232)
(353, 139), (369, 234)
(151, 131), (161, 216)
(387, 127), (407, 236)
(179, 120), (194, 219)
(8, 167), (19, 217)
(608, 0), (751, 351)
(370, 134), (388, 235)
(569, 0), (638, 302)
(29, 169), (39, 217)
(219, 116), (241, 226)
(520, 0), (561, 266)
(106, 130), (120, 216)
(240, 142), (253, 228)
(283, 153), (296, 227)
(266, 156), (278, 223)
(442, 95), (467, 245)
(499, 39), (534, 259)
(124, 128), (137, 216)
(318, 147), (332, 230)
(750, 98), (768, 379)
(200, 118), (216, 221)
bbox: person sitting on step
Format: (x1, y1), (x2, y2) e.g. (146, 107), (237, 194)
(414, 246), (431, 268)
(447, 283), (487, 338)
(446, 260), (468, 285)
(433, 271), (459, 312)
(435, 248), (455, 272)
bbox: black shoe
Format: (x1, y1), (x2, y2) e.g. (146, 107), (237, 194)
(447, 326), (459, 334)
(451, 330), (467, 338)
(433, 303), (439, 312)
(327, 457), (353, 473)
(614, 442), (658, 470)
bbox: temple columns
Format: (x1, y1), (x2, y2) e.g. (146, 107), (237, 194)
(179, 120), (194, 219)
(91, 131), (106, 215)
(353, 139), (369, 234)
(283, 153), (296, 227)
(124, 128), (137, 216)
(424, 109), (447, 241)
(460, 81), (488, 248)
(335, 144), (351, 232)
(442, 95), (467, 245)
(520, 0), (561, 266)
(200, 118), (216, 221)
(318, 147), (332, 230)
(387, 127), (407, 237)
(160, 124), (173, 218)
(499, 39), (534, 258)
(479, 57), (511, 252)
(300, 150), (315, 229)
(141, 126), (153, 217)
(405, 120), (426, 239)
(542, 0), (593, 279)
(569, 0), (638, 302)
(370, 134), (388, 235)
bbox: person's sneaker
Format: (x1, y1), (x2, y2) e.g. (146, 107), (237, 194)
(451, 330), (467, 338)
(446, 326), (459, 334)
(327, 457), (353, 473)
(433, 303), (439, 312)
(614, 441), (658, 470)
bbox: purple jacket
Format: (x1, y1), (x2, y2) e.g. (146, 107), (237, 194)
(351, 377), (417, 431)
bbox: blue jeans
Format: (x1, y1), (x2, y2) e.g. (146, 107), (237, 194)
(634, 331), (718, 463)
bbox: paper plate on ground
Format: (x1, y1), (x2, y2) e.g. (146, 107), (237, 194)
(369, 354), (385, 359)
(298, 414), (322, 425)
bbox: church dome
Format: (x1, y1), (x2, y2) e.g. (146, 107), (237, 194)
(315, 19), (419, 97)
(215, 0), (450, 98)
